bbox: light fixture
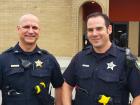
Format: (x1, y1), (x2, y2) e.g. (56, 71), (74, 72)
(117, 30), (123, 33)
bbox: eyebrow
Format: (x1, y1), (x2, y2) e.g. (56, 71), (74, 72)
(87, 26), (105, 31)
(21, 25), (39, 30)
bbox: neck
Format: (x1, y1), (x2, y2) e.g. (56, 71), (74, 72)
(93, 42), (112, 54)
(19, 42), (36, 52)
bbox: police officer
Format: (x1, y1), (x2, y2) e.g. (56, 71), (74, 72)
(62, 12), (140, 105)
(0, 14), (64, 105)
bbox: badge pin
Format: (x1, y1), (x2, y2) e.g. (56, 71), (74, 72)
(107, 61), (116, 70)
(35, 59), (43, 68)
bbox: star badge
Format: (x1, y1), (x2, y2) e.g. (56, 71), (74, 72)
(35, 59), (43, 68)
(107, 61), (116, 70)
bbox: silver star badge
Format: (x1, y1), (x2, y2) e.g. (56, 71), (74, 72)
(107, 61), (116, 70)
(35, 59), (43, 68)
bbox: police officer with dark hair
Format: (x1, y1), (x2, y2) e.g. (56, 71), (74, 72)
(62, 12), (140, 105)
(0, 14), (64, 105)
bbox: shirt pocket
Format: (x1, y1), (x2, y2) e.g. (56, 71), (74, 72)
(5, 67), (25, 89)
(31, 69), (52, 84)
(31, 69), (52, 88)
(97, 69), (119, 83)
(76, 67), (93, 79)
(75, 67), (93, 88)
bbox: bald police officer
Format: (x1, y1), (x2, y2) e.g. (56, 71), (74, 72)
(62, 12), (140, 105)
(0, 14), (64, 105)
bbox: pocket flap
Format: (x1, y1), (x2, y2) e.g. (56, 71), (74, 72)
(76, 68), (92, 79)
(31, 69), (51, 77)
(97, 70), (119, 82)
(7, 68), (24, 76)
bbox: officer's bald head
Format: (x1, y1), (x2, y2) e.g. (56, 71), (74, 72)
(18, 13), (40, 26)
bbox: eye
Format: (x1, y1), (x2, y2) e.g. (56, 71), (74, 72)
(32, 26), (39, 30)
(95, 27), (104, 31)
(87, 28), (93, 32)
(21, 25), (39, 30)
(22, 25), (30, 29)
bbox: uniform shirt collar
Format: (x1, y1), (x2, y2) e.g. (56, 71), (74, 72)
(106, 43), (118, 57)
(85, 45), (93, 55)
(13, 43), (42, 55)
(85, 43), (117, 57)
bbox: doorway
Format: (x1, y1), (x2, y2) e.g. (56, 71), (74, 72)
(82, 1), (102, 48)
(111, 22), (129, 48)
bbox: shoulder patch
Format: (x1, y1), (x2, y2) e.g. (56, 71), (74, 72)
(116, 46), (125, 52)
(135, 59), (140, 70)
(82, 45), (92, 51)
(2, 47), (14, 54)
(40, 49), (49, 55)
(125, 48), (136, 61)
(125, 48), (139, 71)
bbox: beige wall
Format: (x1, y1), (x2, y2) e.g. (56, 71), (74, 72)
(0, 0), (73, 56)
(0, 0), (109, 57)
(72, 0), (109, 53)
(128, 22), (139, 56)
(0, 0), (139, 57)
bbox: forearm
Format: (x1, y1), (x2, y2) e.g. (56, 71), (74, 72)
(132, 95), (140, 105)
(55, 87), (63, 105)
(62, 81), (73, 105)
(62, 90), (72, 105)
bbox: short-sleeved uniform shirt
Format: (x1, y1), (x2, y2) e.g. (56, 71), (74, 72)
(0, 43), (64, 105)
(63, 44), (140, 105)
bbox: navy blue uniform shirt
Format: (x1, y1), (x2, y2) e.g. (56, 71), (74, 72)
(0, 43), (64, 105)
(63, 44), (140, 105)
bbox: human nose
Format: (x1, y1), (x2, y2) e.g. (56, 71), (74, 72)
(92, 30), (98, 35)
(88, 29), (98, 36)
(28, 27), (34, 33)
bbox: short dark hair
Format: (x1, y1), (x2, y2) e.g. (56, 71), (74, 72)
(87, 12), (111, 27)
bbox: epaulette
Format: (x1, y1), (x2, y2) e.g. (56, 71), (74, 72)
(82, 45), (92, 51)
(125, 48), (139, 72)
(116, 46), (125, 52)
(39, 49), (49, 55)
(135, 59), (140, 70)
(125, 48), (137, 61)
(126, 50), (140, 71)
(2, 47), (14, 54)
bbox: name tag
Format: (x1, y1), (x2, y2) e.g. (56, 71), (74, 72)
(82, 64), (90, 67)
(11, 65), (20, 68)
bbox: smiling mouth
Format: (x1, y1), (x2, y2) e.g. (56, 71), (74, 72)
(25, 35), (36, 37)
(90, 38), (100, 41)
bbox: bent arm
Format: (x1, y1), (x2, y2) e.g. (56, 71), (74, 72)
(132, 95), (140, 105)
(62, 81), (74, 105)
